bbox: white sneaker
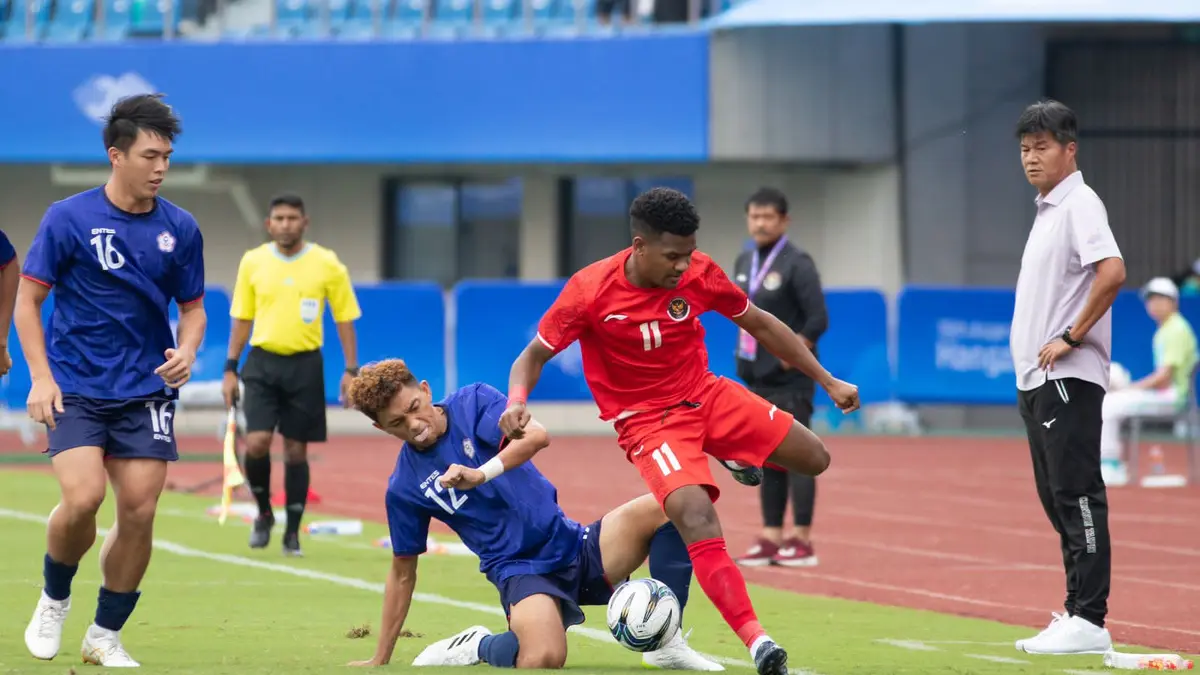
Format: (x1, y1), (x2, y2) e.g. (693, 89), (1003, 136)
(412, 625), (492, 666)
(1014, 612), (1070, 652)
(25, 591), (70, 660)
(643, 629), (725, 671)
(1018, 615), (1112, 655)
(81, 625), (141, 667)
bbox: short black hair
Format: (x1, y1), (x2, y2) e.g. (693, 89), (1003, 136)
(745, 187), (788, 216)
(1015, 99), (1078, 145)
(268, 193), (306, 215)
(629, 187), (700, 239)
(103, 94), (181, 153)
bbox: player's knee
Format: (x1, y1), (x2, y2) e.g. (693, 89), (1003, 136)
(517, 644), (567, 669)
(61, 486), (105, 516)
(244, 433), (272, 458)
(664, 488), (721, 543)
(282, 439), (307, 464)
(114, 495), (159, 531)
(810, 440), (831, 476)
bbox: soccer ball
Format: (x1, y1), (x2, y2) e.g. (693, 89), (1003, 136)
(606, 578), (681, 653)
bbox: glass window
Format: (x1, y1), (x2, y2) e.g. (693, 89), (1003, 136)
(385, 178), (523, 286)
(459, 178), (522, 281)
(563, 175), (694, 274)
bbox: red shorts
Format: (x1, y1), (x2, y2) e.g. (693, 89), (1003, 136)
(612, 375), (794, 508)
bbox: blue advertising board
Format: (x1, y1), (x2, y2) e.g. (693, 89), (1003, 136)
(895, 286), (1200, 405)
(894, 286), (1017, 405)
(452, 281), (893, 407)
(0, 33), (709, 164)
(319, 282), (446, 402)
(700, 289), (892, 406)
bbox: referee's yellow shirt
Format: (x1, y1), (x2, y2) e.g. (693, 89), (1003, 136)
(230, 242), (363, 355)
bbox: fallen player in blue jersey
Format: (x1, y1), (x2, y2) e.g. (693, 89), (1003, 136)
(344, 359), (722, 671)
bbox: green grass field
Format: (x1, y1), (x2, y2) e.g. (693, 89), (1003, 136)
(0, 470), (1190, 674)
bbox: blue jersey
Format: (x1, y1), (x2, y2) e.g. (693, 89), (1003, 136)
(21, 187), (206, 400)
(0, 229), (16, 269)
(384, 382), (583, 585)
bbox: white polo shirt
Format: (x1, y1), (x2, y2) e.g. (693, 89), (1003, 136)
(1011, 170), (1123, 392)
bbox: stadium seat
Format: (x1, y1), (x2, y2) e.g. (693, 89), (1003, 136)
(544, 0), (593, 34)
(272, 0), (313, 36)
(477, 0), (516, 36)
(430, 0), (469, 36)
(128, 0), (175, 35)
(331, 0), (377, 39)
(382, 0), (424, 36)
(93, 0), (133, 39)
(2, 0), (50, 41)
(44, 0), (93, 40)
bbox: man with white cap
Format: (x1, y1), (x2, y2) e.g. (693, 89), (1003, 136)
(1100, 277), (1198, 486)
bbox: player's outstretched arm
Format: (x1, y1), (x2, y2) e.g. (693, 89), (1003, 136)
(500, 339), (557, 439)
(734, 303), (861, 412)
(440, 418), (550, 491)
(350, 555), (419, 667)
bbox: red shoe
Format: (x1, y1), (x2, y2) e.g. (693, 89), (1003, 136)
(735, 539), (779, 567)
(773, 538), (819, 567)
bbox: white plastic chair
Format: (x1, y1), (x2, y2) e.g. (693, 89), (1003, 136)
(1126, 363), (1200, 484)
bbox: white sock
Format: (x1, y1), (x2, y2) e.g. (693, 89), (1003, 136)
(750, 635), (772, 658)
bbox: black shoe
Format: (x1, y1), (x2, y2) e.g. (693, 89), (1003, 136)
(249, 514), (274, 549)
(719, 460), (764, 487)
(282, 532), (303, 557)
(753, 640), (788, 675)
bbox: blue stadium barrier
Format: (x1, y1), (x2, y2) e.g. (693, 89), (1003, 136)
(2, 284), (231, 409)
(453, 279), (591, 402)
(2, 282), (1196, 415)
(895, 286), (1200, 406)
(452, 281), (893, 407)
(895, 286), (1017, 405)
(319, 282), (446, 403)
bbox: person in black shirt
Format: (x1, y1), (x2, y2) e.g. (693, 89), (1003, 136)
(731, 188), (828, 568)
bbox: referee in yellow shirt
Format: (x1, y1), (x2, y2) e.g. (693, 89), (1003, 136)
(222, 194), (362, 556)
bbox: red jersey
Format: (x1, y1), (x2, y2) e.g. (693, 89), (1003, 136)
(535, 248), (750, 421)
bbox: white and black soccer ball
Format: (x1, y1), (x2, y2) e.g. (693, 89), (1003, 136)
(606, 578), (681, 653)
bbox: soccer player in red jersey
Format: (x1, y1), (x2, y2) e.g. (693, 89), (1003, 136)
(499, 187), (860, 675)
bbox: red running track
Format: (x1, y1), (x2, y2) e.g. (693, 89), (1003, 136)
(8, 433), (1199, 652)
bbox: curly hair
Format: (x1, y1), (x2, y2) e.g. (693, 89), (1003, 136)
(346, 359), (419, 421)
(630, 187), (700, 238)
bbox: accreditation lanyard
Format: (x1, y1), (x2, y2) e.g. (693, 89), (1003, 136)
(736, 236), (787, 361)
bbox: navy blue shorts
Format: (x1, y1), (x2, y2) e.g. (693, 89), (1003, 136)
(495, 518), (620, 628)
(45, 395), (178, 462)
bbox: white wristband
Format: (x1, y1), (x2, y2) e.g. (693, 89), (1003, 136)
(480, 457), (506, 483)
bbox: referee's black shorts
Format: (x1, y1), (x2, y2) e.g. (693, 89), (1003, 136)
(241, 347), (327, 443)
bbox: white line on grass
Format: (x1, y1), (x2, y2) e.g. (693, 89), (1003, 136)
(0, 508), (817, 675)
(873, 639), (941, 652)
(964, 654), (1031, 665)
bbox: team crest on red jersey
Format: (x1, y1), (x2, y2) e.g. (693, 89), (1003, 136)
(667, 297), (690, 321)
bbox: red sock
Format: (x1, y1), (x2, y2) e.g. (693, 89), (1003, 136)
(687, 538), (766, 647)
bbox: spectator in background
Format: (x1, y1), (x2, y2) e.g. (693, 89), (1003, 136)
(731, 188), (828, 568)
(1100, 277), (1198, 487)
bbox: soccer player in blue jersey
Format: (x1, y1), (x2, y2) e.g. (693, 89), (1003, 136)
(17, 94), (206, 668)
(0, 228), (19, 376)
(344, 359), (722, 671)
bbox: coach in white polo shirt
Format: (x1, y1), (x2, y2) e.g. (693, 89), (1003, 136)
(1009, 100), (1127, 657)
